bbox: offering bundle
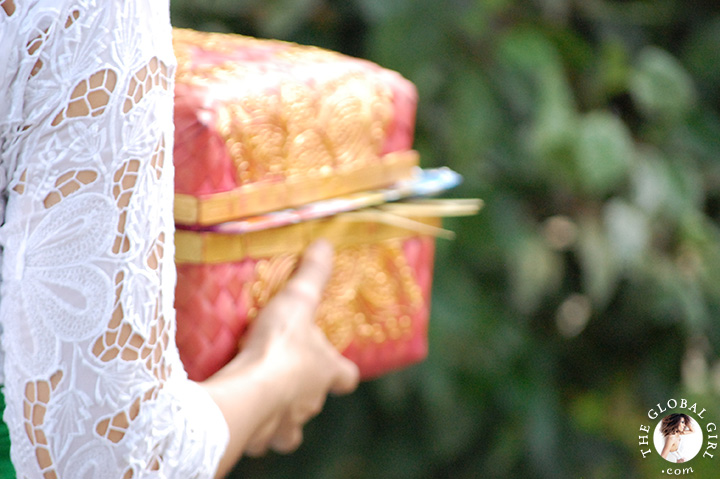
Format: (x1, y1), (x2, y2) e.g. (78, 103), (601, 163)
(171, 28), (478, 381)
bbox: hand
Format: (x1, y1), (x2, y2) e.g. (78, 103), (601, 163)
(237, 240), (360, 455)
(243, 240), (360, 454)
(203, 240), (360, 477)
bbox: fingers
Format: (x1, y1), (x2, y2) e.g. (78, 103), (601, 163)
(244, 416), (281, 457)
(330, 354), (360, 395)
(269, 424), (304, 454)
(277, 239), (359, 394)
(248, 403), (314, 456)
(245, 240), (334, 346)
(280, 240), (334, 309)
(245, 441), (269, 458)
(248, 425), (303, 456)
(267, 394), (325, 454)
(239, 239), (359, 460)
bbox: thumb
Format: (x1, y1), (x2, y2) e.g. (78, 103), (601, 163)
(280, 240), (334, 310)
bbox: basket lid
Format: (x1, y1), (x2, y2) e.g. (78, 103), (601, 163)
(172, 28), (420, 226)
(177, 167), (462, 235)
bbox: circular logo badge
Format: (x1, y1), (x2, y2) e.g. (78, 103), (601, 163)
(653, 414), (703, 463)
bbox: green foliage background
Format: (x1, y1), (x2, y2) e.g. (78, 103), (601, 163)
(170, 1), (720, 477)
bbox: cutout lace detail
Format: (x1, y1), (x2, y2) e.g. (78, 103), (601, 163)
(112, 159), (140, 254)
(0, 3), (229, 478)
(24, 371), (63, 479)
(43, 169), (98, 208)
(25, 24), (48, 79)
(124, 57), (170, 114)
(51, 69), (118, 126)
(1, 0), (16, 17)
(13, 169), (27, 194)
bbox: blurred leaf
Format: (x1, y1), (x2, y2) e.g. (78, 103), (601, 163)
(497, 26), (563, 74)
(497, 27), (579, 185)
(663, 157), (704, 216)
(575, 111), (634, 195)
(630, 148), (703, 220)
(576, 214), (621, 307)
(629, 46), (697, 123)
(544, 24), (594, 72)
(630, 148), (675, 216)
(603, 199), (649, 266)
(595, 38), (632, 100)
(568, 390), (606, 433)
(509, 234), (564, 314)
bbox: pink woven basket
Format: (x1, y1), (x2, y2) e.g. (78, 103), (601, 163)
(170, 28), (457, 381)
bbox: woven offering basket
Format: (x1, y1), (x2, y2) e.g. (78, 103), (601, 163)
(171, 28), (478, 381)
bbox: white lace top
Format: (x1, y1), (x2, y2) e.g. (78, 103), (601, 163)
(0, 1), (230, 477)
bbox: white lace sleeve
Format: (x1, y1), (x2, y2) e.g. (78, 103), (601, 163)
(0, 1), (230, 477)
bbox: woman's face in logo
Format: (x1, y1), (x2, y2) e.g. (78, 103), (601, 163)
(678, 417), (686, 433)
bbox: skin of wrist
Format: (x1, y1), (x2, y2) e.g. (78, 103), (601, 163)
(202, 343), (297, 416)
(200, 351), (299, 478)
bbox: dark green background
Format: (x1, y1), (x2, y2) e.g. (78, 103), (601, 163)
(170, 1), (720, 477)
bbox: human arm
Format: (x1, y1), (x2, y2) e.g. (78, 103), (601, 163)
(0, 4), (357, 478)
(0, 2), (227, 477)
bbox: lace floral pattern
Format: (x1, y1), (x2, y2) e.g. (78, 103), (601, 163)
(0, 1), (229, 477)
